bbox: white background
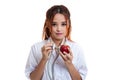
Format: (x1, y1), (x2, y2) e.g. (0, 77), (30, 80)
(0, 0), (120, 80)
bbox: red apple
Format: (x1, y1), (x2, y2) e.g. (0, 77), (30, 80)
(60, 45), (70, 54)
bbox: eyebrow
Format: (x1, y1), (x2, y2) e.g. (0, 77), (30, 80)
(52, 21), (67, 23)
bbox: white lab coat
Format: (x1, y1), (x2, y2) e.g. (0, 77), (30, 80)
(25, 38), (87, 80)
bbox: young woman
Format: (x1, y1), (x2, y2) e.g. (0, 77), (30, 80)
(25, 5), (87, 80)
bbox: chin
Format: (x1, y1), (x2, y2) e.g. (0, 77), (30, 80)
(51, 35), (65, 41)
(55, 37), (64, 40)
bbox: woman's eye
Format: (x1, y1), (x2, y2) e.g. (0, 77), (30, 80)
(62, 23), (67, 26)
(52, 23), (57, 26)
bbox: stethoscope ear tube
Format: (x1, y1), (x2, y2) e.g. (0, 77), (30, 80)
(47, 37), (66, 80)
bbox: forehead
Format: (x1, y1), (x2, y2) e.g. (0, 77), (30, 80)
(53, 13), (66, 22)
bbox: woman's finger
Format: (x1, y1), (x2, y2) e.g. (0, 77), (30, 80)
(68, 48), (73, 56)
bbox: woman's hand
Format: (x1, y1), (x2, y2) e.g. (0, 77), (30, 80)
(41, 42), (53, 60)
(59, 47), (73, 64)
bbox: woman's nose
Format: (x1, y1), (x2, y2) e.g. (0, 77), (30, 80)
(56, 25), (61, 31)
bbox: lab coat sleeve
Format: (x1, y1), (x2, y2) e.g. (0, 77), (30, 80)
(25, 45), (38, 79)
(76, 46), (88, 80)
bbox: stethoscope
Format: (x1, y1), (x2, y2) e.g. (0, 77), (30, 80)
(47, 37), (66, 80)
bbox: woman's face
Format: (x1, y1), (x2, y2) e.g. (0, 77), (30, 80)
(50, 13), (68, 41)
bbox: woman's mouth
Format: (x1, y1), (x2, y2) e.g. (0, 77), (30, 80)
(56, 33), (62, 35)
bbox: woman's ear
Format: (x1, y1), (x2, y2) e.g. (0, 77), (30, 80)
(66, 21), (69, 33)
(48, 27), (52, 33)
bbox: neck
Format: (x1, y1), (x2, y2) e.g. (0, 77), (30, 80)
(50, 37), (64, 47)
(53, 39), (62, 47)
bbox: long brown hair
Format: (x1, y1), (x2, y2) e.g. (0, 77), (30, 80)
(42, 5), (72, 40)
